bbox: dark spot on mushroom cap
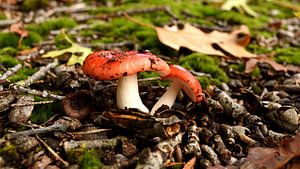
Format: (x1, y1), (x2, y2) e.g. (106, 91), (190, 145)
(123, 72), (128, 76)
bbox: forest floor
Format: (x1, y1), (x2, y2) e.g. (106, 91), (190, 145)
(1, 0), (300, 169)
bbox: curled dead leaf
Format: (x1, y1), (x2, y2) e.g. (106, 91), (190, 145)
(155, 23), (256, 58)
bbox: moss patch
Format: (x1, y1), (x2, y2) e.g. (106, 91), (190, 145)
(79, 150), (103, 169)
(22, 0), (48, 11)
(179, 53), (229, 86)
(26, 17), (77, 37)
(0, 55), (20, 68)
(7, 67), (37, 83)
(30, 102), (60, 124)
(274, 47), (300, 66)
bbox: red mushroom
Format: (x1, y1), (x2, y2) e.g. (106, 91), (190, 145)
(82, 50), (170, 113)
(150, 65), (203, 115)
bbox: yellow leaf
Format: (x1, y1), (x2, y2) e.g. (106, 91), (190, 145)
(41, 30), (92, 66)
(221, 0), (259, 17)
(295, 12), (300, 18)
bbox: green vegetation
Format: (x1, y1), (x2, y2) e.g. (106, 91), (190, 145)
(26, 17), (77, 37)
(179, 53), (229, 87)
(30, 102), (60, 124)
(22, 0), (49, 11)
(7, 67), (37, 83)
(275, 47), (300, 65)
(79, 150), (103, 169)
(0, 33), (20, 48)
(0, 55), (20, 67)
(0, 11), (6, 20)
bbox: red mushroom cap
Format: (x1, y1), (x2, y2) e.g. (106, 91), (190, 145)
(163, 65), (203, 102)
(82, 50), (170, 80)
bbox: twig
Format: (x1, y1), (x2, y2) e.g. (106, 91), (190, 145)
(68, 129), (111, 135)
(63, 138), (120, 152)
(36, 135), (69, 167)
(136, 133), (183, 169)
(13, 86), (65, 100)
(0, 64), (22, 80)
(0, 19), (19, 27)
(81, 41), (134, 49)
(6, 123), (69, 139)
(75, 6), (172, 22)
(11, 100), (54, 107)
(15, 59), (59, 87)
(273, 85), (300, 94)
(189, 70), (212, 78)
(123, 12), (155, 29)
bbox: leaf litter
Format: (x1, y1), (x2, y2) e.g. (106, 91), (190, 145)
(1, 1), (300, 169)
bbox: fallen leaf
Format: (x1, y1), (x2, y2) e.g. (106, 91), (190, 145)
(295, 12), (300, 18)
(41, 30), (92, 65)
(245, 57), (300, 73)
(10, 22), (29, 46)
(221, 0), (259, 17)
(183, 157), (196, 169)
(155, 23), (256, 58)
(240, 133), (300, 169)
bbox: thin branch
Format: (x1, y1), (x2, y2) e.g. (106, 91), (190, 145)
(15, 59), (59, 87)
(13, 85), (65, 100)
(11, 100), (54, 107)
(36, 135), (69, 167)
(6, 123), (69, 139)
(0, 64), (22, 80)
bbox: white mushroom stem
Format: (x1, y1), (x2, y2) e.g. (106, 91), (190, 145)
(150, 80), (182, 115)
(117, 74), (149, 113)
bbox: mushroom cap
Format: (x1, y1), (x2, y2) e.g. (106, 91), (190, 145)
(163, 65), (203, 103)
(82, 50), (170, 80)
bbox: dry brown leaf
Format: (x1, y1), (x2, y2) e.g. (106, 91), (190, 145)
(10, 22), (29, 47)
(245, 57), (300, 73)
(183, 157), (197, 169)
(208, 133), (300, 169)
(155, 23), (256, 58)
(10, 22), (29, 38)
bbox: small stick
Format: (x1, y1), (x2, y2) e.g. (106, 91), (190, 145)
(0, 19), (19, 27)
(15, 59), (59, 87)
(0, 64), (22, 80)
(69, 129), (111, 135)
(36, 135), (69, 167)
(11, 100), (54, 107)
(82, 41), (134, 49)
(13, 86), (65, 100)
(6, 123), (69, 139)
(273, 85), (300, 93)
(76, 6), (171, 22)
(64, 138), (120, 152)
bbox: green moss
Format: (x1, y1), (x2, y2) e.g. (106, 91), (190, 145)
(0, 11), (6, 20)
(0, 142), (19, 159)
(0, 47), (18, 56)
(179, 53), (229, 86)
(30, 102), (60, 124)
(22, 0), (48, 11)
(79, 150), (103, 169)
(251, 66), (261, 77)
(0, 31), (42, 48)
(7, 67), (37, 83)
(23, 31), (43, 46)
(0, 55), (20, 67)
(197, 76), (212, 89)
(229, 63), (245, 72)
(0, 33), (19, 48)
(26, 17), (77, 37)
(247, 43), (271, 54)
(274, 47), (300, 65)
